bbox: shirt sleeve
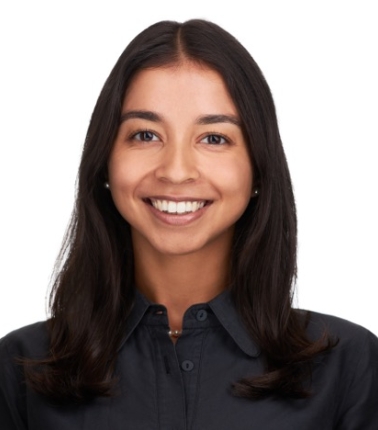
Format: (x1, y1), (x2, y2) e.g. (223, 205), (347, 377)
(0, 337), (28, 430)
(335, 330), (378, 429)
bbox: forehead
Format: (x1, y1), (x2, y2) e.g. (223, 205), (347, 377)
(122, 63), (239, 117)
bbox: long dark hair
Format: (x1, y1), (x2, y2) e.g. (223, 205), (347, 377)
(23, 19), (334, 402)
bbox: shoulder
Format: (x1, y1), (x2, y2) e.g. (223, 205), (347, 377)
(303, 309), (378, 347)
(0, 321), (49, 360)
(300, 309), (378, 375)
(0, 323), (49, 428)
(298, 311), (378, 426)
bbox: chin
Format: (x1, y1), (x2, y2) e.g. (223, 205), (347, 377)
(152, 242), (205, 257)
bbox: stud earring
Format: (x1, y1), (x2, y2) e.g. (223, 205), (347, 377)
(254, 189), (259, 196)
(104, 182), (110, 189)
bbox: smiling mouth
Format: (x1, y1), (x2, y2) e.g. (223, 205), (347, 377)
(146, 198), (210, 214)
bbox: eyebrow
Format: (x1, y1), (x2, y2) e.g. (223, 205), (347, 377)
(119, 110), (241, 127)
(120, 110), (161, 124)
(196, 114), (241, 126)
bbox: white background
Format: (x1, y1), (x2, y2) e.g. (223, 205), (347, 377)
(0, 1), (377, 338)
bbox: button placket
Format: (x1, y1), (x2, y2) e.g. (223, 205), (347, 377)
(177, 309), (208, 373)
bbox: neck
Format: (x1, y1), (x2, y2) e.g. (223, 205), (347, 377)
(133, 239), (232, 332)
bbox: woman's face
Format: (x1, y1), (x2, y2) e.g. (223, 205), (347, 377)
(108, 62), (253, 257)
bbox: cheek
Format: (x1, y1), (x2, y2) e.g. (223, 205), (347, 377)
(108, 153), (143, 193)
(211, 156), (253, 201)
(107, 156), (138, 221)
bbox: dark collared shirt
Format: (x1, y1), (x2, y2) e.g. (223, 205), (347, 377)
(1, 291), (378, 429)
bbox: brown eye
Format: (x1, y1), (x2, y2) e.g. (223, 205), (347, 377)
(133, 131), (159, 142)
(202, 134), (228, 145)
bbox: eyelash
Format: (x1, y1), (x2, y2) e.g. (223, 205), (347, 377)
(128, 129), (231, 145)
(129, 129), (160, 142)
(200, 132), (230, 145)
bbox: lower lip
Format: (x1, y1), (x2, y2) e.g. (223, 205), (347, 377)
(145, 201), (210, 226)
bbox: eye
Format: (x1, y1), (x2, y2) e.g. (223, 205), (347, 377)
(201, 134), (229, 145)
(132, 130), (159, 142)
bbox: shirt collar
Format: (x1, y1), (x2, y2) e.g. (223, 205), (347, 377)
(118, 291), (151, 351)
(208, 290), (260, 357)
(119, 288), (260, 358)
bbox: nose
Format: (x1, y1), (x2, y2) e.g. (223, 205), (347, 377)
(155, 142), (200, 184)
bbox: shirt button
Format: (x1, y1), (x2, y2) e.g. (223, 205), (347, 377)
(181, 360), (194, 372)
(196, 309), (208, 321)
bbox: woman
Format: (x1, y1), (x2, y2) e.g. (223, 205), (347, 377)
(1, 19), (377, 429)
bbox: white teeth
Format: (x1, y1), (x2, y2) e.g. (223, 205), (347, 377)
(150, 199), (206, 214)
(177, 202), (186, 214)
(167, 201), (176, 213)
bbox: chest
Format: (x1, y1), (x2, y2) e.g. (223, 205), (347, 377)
(27, 324), (339, 430)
